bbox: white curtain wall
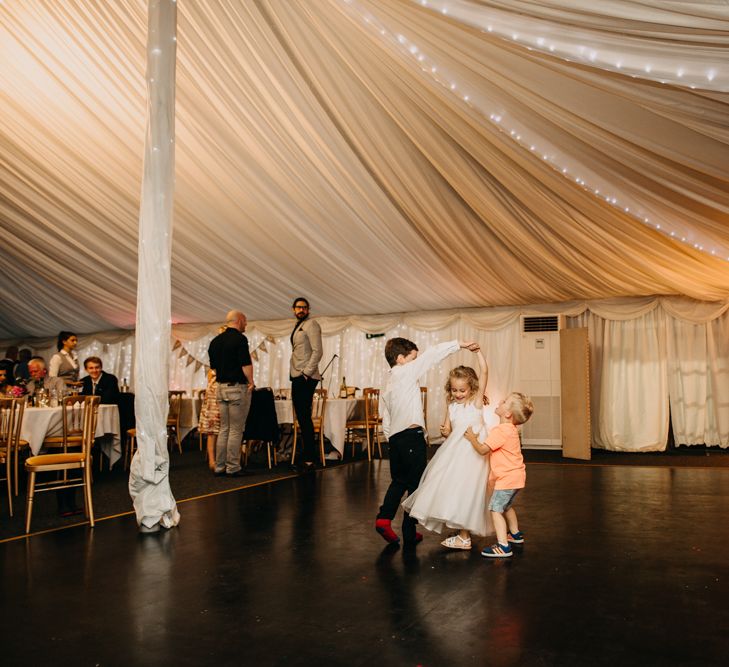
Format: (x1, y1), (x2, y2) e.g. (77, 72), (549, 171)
(8, 297), (727, 451)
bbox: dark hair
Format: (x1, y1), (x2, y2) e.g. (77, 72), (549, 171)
(57, 331), (77, 351)
(384, 338), (418, 367)
(291, 297), (310, 309)
(18, 348), (32, 362)
(0, 359), (15, 385)
(84, 356), (103, 369)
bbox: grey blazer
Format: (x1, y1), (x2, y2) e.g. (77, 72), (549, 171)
(289, 318), (323, 380)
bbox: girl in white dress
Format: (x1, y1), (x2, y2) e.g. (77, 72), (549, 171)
(402, 349), (491, 550)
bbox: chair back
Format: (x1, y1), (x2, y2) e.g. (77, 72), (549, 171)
(244, 388), (279, 442)
(363, 388), (380, 425)
(0, 397), (25, 457)
(313, 388), (328, 424)
(80, 395), (101, 461)
(168, 390), (184, 419)
(60, 394), (90, 451)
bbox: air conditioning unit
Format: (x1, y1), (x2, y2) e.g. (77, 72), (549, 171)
(518, 315), (563, 449)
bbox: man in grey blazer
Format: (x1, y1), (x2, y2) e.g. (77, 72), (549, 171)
(290, 297), (323, 469)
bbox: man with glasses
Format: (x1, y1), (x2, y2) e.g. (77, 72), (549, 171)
(289, 297), (323, 470)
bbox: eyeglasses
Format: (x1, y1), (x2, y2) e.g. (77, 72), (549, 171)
(293, 305), (309, 310)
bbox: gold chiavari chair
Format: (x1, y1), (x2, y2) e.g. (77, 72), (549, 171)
(0, 397), (25, 517)
(346, 388), (382, 460)
(24, 395), (100, 533)
(167, 390), (184, 453)
(291, 388), (328, 467)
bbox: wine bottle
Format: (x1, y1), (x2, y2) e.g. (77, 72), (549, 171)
(339, 376), (347, 399)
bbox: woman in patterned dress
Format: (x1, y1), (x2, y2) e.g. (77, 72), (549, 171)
(198, 368), (220, 471)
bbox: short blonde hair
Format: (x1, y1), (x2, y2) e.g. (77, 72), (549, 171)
(505, 392), (534, 425)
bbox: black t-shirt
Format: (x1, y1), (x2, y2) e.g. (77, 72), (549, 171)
(208, 328), (251, 384)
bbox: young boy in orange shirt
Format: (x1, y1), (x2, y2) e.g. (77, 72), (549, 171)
(465, 392), (534, 558)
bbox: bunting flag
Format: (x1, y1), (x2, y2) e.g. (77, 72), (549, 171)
(172, 339), (182, 351)
(185, 354), (196, 367)
(251, 350), (259, 362)
(178, 346), (187, 358)
(194, 360), (203, 372)
(265, 335), (276, 344)
(257, 340), (267, 353)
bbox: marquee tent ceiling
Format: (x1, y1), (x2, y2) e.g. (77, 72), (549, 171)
(1, 0), (728, 339)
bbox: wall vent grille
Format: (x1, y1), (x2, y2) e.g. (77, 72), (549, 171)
(522, 315), (560, 333)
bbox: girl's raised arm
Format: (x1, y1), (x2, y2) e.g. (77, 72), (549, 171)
(476, 350), (489, 404)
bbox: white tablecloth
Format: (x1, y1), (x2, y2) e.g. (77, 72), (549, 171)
(179, 396), (201, 441)
(20, 404), (122, 466)
(275, 398), (364, 459)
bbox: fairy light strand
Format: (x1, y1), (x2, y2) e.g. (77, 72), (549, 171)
(340, 0), (729, 261)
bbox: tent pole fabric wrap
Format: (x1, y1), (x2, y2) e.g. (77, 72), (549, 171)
(128, 0), (180, 533)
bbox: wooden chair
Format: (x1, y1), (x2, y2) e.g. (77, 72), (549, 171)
(0, 397), (25, 517)
(124, 428), (137, 470)
(40, 394), (87, 452)
(242, 388), (280, 469)
(420, 386), (430, 445)
(167, 390), (184, 453)
(24, 395), (100, 533)
(346, 388), (382, 460)
(291, 388), (328, 467)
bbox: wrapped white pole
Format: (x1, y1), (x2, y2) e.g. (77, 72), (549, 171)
(129, 0), (180, 532)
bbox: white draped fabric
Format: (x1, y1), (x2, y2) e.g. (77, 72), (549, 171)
(6, 296), (728, 452)
(128, 0), (179, 532)
(0, 1), (728, 340)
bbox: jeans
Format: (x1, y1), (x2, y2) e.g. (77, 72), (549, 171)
(291, 375), (319, 464)
(216, 383), (252, 473)
(377, 427), (427, 543)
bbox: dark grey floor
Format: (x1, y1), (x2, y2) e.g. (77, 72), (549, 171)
(2, 460), (729, 666)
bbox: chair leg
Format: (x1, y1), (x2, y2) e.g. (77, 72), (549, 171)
(365, 426), (372, 461)
(375, 428), (382, 458)
(266, 443), (271, 469)
(291, 425), (298, 466)
(25, 471), (36, 534)
(6, 463), (12, 518)
(14, 447), (19, 496)
(83, 465), (94, 527)
(319, 430), (326, 467)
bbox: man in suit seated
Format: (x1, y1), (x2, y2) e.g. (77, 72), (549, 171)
(81, 356), (120, 404)
(27, 356), (66, 396)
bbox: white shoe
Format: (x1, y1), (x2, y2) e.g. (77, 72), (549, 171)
(440, 534), (471, 550)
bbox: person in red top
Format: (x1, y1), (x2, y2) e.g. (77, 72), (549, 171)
(465, 392), (534, 558)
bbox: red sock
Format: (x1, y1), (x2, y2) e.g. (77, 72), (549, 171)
(375, 519), (400, 543)
(415, 532), (423, 543)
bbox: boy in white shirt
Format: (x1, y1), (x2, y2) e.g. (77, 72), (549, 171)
(375, 337), (478, 547)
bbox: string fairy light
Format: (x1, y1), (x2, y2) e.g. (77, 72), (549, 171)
(339, 0), (729, 261)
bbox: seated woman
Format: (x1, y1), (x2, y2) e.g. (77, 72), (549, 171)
(49, 331), (80, 387)
(0, 360), (16, 394)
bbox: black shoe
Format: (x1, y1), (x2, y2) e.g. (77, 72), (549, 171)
(226, 470), (251, 478)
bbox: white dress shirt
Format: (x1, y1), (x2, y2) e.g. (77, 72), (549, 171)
(381, 340), (460, 439)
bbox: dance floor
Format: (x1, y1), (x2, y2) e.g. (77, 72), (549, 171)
(3, 459), (729, 666)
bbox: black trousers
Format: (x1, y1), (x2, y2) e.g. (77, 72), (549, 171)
(291, 375), (319, 463)
(377, 427), (427, 542)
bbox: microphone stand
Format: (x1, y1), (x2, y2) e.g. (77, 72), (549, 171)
(319, 354), (338, 395)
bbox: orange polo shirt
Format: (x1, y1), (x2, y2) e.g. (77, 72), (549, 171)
(485, 422), (525, 490)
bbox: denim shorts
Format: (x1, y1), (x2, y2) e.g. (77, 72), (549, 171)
(489, 489), (520, 513)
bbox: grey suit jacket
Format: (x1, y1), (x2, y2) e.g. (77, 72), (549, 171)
(289, 318), (323, 380)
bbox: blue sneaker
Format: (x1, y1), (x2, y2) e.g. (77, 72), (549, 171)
(481, 543), (513, 558)
(507, 531), (524, 544)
